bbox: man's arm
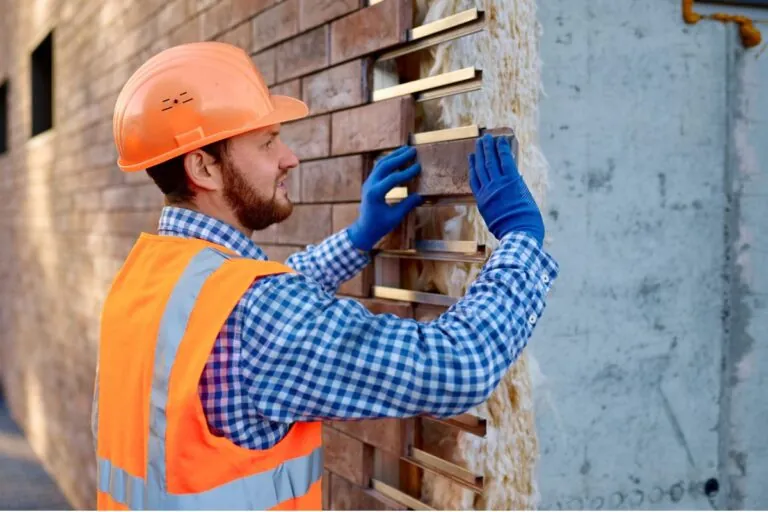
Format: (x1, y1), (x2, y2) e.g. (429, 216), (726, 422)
(280, 229), (370, 294)
(239, 232), (558, 422)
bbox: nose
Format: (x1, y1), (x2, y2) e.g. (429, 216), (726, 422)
(280, 142), (300, 170)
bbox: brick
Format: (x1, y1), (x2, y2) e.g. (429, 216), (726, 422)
(322, 469), (331, 510)
(281, 115), (330, 160)
(329, 418), (402, 453)
(216, 22), (252, 50)
(276, 25), (329, 82)
(252, 0), (299, 52)
(230, 0), (279, 24)
(338, 267), (371, 297)
(201, 0), (238, 40)
(251, 223), (278, 244)
(331, 203), (359, 232)
(414, 304), (447, 322)
(411, 128), (518, 197)
(300, 0), (359, 32)
(269, 79), (301, 99)
(356, 298), (413, 318)
(276, 204), (332, 244)
(252, 48), (276, 85)
(330, 0), (412, 64)
(330, 473), (404, 511)
(331, 97), (414, 155)
(260, 244), (303, 263)
(300, 155), (363, 203)
(322, 426), (373, 487)
(302, 60), (369, 116)
(101, 184), (164, 211)
(285, 164), (302, 201)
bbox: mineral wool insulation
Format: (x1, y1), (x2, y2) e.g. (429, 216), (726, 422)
(409, 0), (549, 509)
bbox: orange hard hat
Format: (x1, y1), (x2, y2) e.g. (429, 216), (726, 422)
(113, 41), (308, 172)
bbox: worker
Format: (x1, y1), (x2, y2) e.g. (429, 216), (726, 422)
(92, 41), (558, 510)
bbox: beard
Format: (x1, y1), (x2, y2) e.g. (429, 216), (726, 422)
(220, 157), (293, 232)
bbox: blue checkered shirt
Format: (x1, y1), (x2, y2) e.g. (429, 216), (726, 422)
(156, 206), (558, 450)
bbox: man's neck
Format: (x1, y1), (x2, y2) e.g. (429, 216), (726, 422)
(167, 201), (254, 238)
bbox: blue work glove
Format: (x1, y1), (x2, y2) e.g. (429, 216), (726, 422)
(469, 134), (544, 245)
(348, 146), (424, 251)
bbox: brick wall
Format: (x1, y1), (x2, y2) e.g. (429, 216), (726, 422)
(0, 0), (423, 508)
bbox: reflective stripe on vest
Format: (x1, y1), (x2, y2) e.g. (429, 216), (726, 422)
(97, 248), (323, 509)
(97, 446), (323, 509)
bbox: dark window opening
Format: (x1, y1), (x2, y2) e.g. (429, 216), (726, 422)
(31, 31), (54, 136)
(0, 81), (8, 154)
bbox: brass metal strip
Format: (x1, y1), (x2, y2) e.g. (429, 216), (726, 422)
(410, 125), (480, 145)
(371, 480), (436, 511)
(410, 8), (481, 39)
(373, 67), (478, 102)
(378, 9), (486, 61)
(423, 414), (487, 437)
(416, 77), (482, 103)
(404, 448), (484, 493)
(373, 286), (458, 307)
(414, 240), (478, 253)
(377, 249), (486, 264)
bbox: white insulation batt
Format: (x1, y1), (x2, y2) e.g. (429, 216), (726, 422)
(411, 0), (549, 509)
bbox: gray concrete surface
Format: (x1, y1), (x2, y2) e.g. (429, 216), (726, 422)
(0, 397), (70, 510)
(533, 0), (767, 509)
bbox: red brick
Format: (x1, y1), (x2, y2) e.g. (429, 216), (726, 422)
(330, 473), (404, 511)
(216, 22), (252, 50)
(276, 25), (329, 82)
(302, 60), (369, 116)
(281, 115), (330, 160)
(330, 0), (412, 64)
(285, 164), (302, 201)
(276, 204), (332, 244)
(331, 97), (414, 155)
(329, 418), (402, 453)
(338, 267), (372, 297)
(322, 426), (373, 487)
(251, 223), (278, 243)
(299, 0), (360, 32)
(331, 203), (359, 232)
(322, 469), (331, 510)
(356, 298), (413, 318)
(252, 48), (276, 85)
(411, 128), (517, 197)
(252, 0), (299, 52)
(300, 156), (363, 203)
(269, 79), (301, 99)
(230, 0), (279, 24)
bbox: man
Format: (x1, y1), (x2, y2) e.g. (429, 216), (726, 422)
(93, 41), (558, 510)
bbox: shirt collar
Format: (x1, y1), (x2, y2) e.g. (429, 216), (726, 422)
(157, 206), (267, 261)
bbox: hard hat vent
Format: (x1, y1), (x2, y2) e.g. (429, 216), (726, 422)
(160, 91), (194, 112)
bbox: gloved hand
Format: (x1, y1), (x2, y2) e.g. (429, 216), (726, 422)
(469, 134), (544, 245)
(348, 146), (424, 251)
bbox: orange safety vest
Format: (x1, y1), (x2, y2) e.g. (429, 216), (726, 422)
(94, 234), (323, 510)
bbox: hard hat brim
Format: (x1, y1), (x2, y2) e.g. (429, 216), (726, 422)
(117, 95), (310, 172)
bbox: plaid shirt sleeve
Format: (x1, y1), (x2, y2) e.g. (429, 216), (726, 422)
(238, 232), (559, 422)
(282, 229), (370, 294)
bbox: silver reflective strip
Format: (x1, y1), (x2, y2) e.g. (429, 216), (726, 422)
(148, 248), (231, 508)
(97, 446), (322, 510)
(98, 458), (145, 509)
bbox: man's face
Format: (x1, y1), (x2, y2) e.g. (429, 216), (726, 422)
(218, 125), (299, 231)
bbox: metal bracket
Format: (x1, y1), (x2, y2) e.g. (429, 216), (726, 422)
(373, 67), (480, 103)
(377, 8), (486, 61)
(373, 286), (458, 307)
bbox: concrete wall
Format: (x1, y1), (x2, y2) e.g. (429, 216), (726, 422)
(533, 0), (767, 509)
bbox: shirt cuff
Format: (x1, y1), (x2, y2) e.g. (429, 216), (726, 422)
(495, 232), (560, 292)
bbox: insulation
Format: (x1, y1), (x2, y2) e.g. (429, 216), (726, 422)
(411, 0), (550, 509)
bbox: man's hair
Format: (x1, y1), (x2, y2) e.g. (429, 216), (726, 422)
(146, 140), (229, 205)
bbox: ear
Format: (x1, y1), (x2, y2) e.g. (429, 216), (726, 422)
(183, 149), (223, 192)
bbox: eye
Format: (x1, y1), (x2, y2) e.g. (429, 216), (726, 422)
(265, 139), (274, 149)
